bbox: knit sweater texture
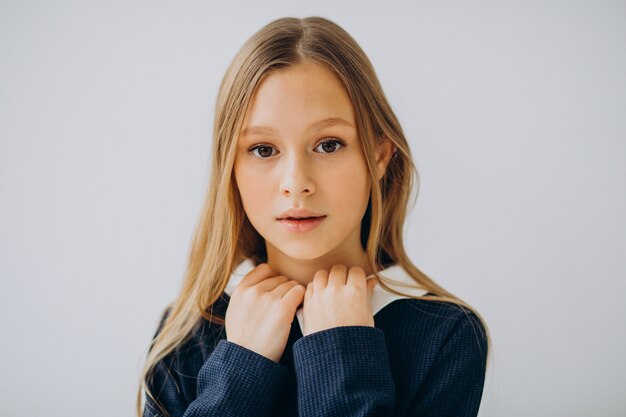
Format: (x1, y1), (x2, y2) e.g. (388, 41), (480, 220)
(143, 290), (488, 416)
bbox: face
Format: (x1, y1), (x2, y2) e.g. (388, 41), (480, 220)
(233, 61), (381, 264)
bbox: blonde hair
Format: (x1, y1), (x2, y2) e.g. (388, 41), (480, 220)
(137, 15), (492, 416)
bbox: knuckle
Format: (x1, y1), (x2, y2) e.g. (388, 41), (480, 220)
(249, 285), (263, 297)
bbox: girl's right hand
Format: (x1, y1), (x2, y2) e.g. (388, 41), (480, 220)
(225, 263), (305, 363)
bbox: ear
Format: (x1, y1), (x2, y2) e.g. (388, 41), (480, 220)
(374, 137), (396, 181)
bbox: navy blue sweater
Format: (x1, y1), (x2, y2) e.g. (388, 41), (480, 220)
(143, 292), (488, 417)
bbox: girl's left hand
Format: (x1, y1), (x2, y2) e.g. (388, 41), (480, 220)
(301, 264), (379, 336)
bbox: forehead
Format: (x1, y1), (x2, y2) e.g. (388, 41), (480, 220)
(241, 61), (356, 131)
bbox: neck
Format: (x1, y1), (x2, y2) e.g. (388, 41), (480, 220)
(264, 247), (373, 286)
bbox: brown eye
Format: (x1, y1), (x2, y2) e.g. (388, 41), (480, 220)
(315, 138), (345, 154)
(248, 145), (277, 158)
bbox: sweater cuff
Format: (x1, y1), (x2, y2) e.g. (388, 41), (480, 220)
(196, 339), (288, 413)
(293, 325), (390, 365)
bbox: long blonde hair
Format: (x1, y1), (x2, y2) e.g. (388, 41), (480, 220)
(137, 15), (492, 416)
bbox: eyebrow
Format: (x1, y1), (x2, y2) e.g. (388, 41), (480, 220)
(240, 117), (355, 137)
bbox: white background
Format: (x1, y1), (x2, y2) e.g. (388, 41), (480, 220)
(1, 1), (624, 416)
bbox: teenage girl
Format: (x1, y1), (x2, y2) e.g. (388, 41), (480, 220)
(138, 16), (491, 417)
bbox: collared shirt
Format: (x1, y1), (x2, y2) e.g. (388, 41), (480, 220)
(225, 257), (429, 330)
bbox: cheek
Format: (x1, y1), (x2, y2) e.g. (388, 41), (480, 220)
(234, 165), (268, 218)
(328, 159), (371, 216)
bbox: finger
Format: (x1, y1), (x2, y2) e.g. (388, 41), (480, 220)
(313, 269), (328, 291)
(273, 280), (302, 298)
(305, 281), (314, 302)
(282, 283), (306, 310)
(328, 264), (348, 287)
(254, 275), (290, 292)
(346, 266), (366, 288)
(366, 277), (379, 300)
(239, 263), (276, 288)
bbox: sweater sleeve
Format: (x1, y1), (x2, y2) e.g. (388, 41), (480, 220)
(143, 309), (290, 417)
(292, 325), (396, 417)
(181, 339), (290, 417)
(407, 313), (488, 417)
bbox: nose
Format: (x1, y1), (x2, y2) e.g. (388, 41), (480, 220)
(279, 151), (316, 196)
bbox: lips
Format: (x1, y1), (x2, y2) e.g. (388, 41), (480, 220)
(277, 208), (325, 220)
(278, 216), (327, 233)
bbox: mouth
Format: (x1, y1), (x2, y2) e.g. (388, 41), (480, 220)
(277, 215), (327, 233)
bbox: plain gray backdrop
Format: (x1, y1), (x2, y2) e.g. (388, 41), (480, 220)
(1, 1), (624, 416)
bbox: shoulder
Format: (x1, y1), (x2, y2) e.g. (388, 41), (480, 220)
(377, 295), (484, 328)
(151, 294), (229, 350)
(375, 296), (488, 362)
(157, 307), (227, 358)
(147, 299), (229, 390)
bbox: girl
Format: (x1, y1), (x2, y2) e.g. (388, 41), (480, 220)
(138, 16), (491, 417)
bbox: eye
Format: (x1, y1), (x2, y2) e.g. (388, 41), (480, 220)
(247, 138), (346, 159)
(314, 138), (346, 154)
(248, 144), (277, 159)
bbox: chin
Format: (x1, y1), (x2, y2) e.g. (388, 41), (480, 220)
(277, 244), (329, 261)
(265, 235), (332, 261)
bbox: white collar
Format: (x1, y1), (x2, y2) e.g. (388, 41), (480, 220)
(225, 258), (428, 330)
